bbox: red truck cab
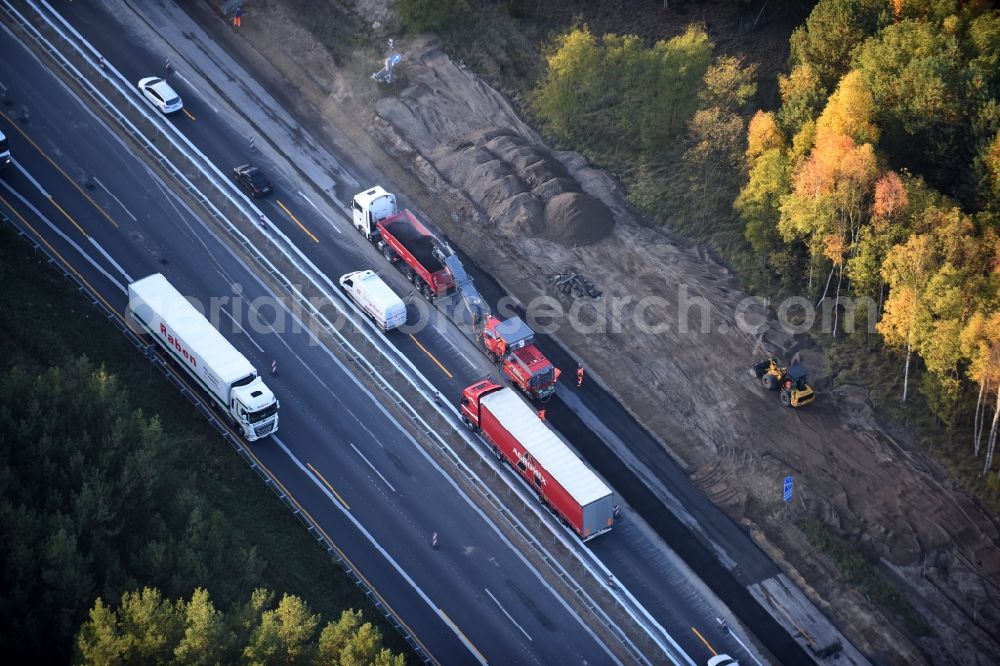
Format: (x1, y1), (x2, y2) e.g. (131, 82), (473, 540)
(460, 379), (499, 429)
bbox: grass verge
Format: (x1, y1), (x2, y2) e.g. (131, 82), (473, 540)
(824, 335), (1000, 514)
(797, 517), (933, 639)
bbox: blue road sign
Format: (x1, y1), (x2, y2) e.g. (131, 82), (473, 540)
(783, 475), (794, 503)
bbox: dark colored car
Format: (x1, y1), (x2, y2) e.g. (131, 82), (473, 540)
(233, 164), (272, 197)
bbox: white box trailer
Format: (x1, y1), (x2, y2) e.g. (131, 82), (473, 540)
(460, 381), (615, 540)
(339, 270), (407, 331)
(128, 274), (279, 441)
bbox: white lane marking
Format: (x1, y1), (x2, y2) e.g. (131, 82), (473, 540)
(9, 159), (132, 286)
(298, 190), (318, 210)
(13, 159), (51, 198)
(172, 72), (218, 114)
(485, 588), (533, 642)
(88, 237), (132, 283)
(348, 441), (397, 493)
(143, 165), (239, 287)
(272, 435), (487, 665)
(723, 624), (764, 666)
(220, 307), (264, 352)
(437, 612), (489, 664)
(23, 5), (661, 659)
(299, 190), (342, 234)
(0, 179), (126, 293)
(92, 177), (138, 221)
(209, 268), (622, 664)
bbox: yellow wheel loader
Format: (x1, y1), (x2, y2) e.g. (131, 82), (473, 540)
(751, 357), (815, 408)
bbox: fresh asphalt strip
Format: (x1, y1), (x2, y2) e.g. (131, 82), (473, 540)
(549, 398), (815, 664)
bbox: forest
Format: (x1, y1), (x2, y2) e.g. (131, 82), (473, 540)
(529, 0), (1000, 482)
(76, 588), (403, 665)
(2, 0), (997, 661)
(0, 227), (409, 663)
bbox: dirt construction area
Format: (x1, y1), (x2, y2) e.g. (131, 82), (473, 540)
(208, 1), (999, 663)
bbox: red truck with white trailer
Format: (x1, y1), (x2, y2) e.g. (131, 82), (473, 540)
(352, 186), (454, 299)
(460, 380), (614, 540)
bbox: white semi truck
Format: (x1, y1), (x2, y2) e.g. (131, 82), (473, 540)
(128, 274), (279, 441)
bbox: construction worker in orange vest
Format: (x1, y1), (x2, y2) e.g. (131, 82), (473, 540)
(537, 409), (546, 421)
(576, 364), (585, 388)
(233, 7), (242, 28)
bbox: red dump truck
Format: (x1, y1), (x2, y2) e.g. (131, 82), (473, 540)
(352, 185), (561, 400)
(460, 380), (614, 540)
(352, 186), (454, 299)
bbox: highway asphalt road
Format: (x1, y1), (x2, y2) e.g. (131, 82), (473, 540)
(0, 1), (833, 664)
(0, 20), (624, 665)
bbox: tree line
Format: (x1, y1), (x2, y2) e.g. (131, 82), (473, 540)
(0, 358), (405, 663)
(736, 0), (1000, 472)
(76, 587), (403, 665)
(531, 0), (1000, 478)
(531, 24), (757, 237)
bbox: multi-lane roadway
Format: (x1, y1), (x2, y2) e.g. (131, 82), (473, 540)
(3, 18), (660, 666)
(0, 0), (853, 664)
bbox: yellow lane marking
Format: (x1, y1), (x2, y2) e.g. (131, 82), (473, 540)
(182, 108), (196, 121)
(2, 209), (440, 666)
(0, 194), (117, 316)
(691, 626), (717, 656)
(276, 199), (319, 243)
(409, 333), (453, 379)
(256, 460), (437, 665)
(307, 462), (350, 510)
(0, 110), (119, 229)
(48, 197), (90, 239)
(439, 609), (487, 664)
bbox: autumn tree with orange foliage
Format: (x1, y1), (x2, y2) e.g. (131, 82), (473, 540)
(846, 171), (909, 320)
(775, 71), (883, 333)
(735, 0), (1000, 473)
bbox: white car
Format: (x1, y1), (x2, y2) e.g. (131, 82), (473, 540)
(707, 655), (738, 666)
(137, 77), (183, 115)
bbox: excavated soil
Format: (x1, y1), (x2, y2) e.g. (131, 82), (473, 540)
(431, 128), (615, 245)
(213, 2), (1000, 664)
